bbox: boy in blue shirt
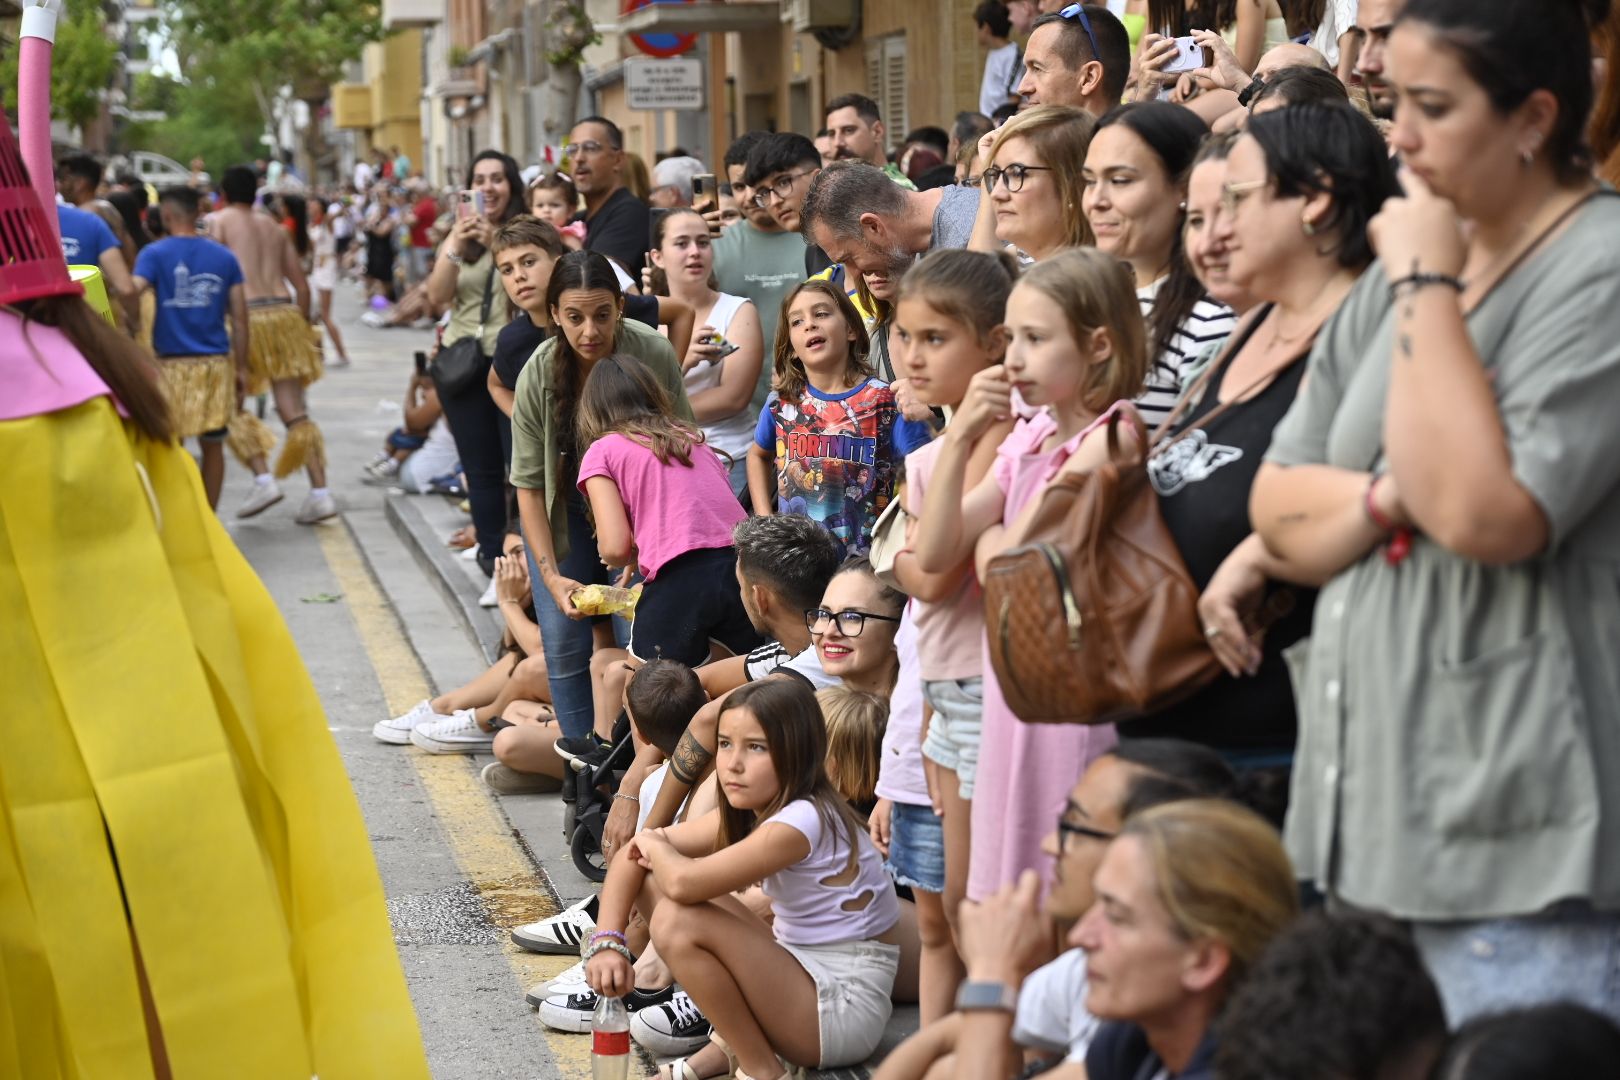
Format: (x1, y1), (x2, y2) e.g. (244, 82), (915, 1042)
(133, 186), (253, 509)
(57, 202), (140, 330)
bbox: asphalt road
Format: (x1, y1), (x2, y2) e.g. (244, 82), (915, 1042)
(216, 282), (597, 1079)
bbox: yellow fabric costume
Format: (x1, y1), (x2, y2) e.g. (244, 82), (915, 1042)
(0, 398), (429, 1079)
(153, 354), (233, 437)
(245, 301), (323, 393)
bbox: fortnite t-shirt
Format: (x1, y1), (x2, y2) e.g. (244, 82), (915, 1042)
(133, 235), (245, 357)
(753, 377), (932, 557)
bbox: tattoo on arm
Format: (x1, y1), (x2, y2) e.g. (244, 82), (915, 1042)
(1398, 332), (1414, 360)
(668, 729), (713, 786)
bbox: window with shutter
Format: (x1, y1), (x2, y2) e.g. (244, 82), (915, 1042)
(864, 33), (908, 143)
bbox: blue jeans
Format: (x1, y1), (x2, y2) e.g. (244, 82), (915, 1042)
(525, 493), (628, 738)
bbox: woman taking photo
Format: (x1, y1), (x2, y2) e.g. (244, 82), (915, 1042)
(967, 104), (1097, 264)
(425, 149), (525, 576)
(1252, 0), (1620, 1024)
(648, 208), (764, 497)
(1128, 104), (1397, 791)
(509, 251), (691, 744)
(1083, 102), (1235, 430)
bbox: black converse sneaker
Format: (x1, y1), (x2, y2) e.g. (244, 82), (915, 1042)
(536, 983), (676, 1033)
(630, 989), (713, 1056)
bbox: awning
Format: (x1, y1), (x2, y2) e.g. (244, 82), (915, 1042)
(617, 1), (784, 35)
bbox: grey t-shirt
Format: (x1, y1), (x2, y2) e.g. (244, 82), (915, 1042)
(930, 185), (982, 251)
(714, 221), (809, 414)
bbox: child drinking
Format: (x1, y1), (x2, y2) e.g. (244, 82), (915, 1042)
(747, 279), (933, 557)
(576, 354), (763, 667)
(586, 678), (902, 1080)
(912, 248), (1148, 904)
(884, 247), (1019, 1024)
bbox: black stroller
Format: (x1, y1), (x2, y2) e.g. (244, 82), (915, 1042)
(560, 714), (636, 882)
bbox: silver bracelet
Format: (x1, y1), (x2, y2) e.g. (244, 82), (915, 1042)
(612, 793), (640, 804)
(584, 938), (635, 964)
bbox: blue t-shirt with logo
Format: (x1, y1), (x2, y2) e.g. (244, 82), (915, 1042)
(57, 204), (118, 267)
(134, 236), (245, 357)
(754, 377), (933, 557)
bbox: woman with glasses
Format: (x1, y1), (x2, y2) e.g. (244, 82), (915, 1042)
(1084, 101), (1235, 432)
(424, 149), (526, 579)
(967, 104), (1098, 264)
(808, 558), (906, 699)
(1122, 104), (1394, 799)
(1254, 0), (1620, 1024)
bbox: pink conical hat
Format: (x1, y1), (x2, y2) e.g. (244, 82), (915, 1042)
(0, 113), (83, 307)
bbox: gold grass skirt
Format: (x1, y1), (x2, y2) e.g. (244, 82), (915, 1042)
(153, 354), (232, 438)
(0, 399), (428, 1079)
(245, 303), (322, 393)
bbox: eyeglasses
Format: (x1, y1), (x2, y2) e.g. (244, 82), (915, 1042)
(751, 169), (817, 208)
(805, 608), (903, 637)
(561, 140), (614, 158)
(1057, 815), (1115, 851)
(1058, 3), (1102, 63)
(980, 163), (1053, 193)
(1219, 179), (1268, 216)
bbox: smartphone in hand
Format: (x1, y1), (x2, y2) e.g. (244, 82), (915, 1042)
(456, 189), (486, 221)
(1163, 36), (1209, 74)
(692, 173), (718, 215)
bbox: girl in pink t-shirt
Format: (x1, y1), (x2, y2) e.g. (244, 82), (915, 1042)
(586, 679), (901, 1079)
(914, 249), (1150, 902)
(576, 354), (762, 667)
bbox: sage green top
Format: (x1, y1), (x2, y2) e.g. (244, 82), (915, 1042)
(1266, 191), (1620, 921)
(509, 317), (689, 561)
(443, 251), (504, 357)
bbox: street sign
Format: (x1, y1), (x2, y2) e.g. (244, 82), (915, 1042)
(625, 0), (698, 59)
(625, 58), (704, 111)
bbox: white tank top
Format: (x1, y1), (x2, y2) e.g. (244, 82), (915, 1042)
(683, 292), (756, 462)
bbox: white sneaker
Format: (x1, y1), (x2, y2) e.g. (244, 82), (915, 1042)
(523, 959), (587, 1007)
(409, 709), (495, 754)
(295, 491), (339, 525)
(372, 699), (447, 745)
(478, 578), (499, 607)
(236, 479), (284, 518)
(630, 989), (714, 1056)
(511, 894), (598, 954)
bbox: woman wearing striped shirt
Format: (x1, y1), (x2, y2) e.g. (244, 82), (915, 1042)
(1083, 101), (1237, 432)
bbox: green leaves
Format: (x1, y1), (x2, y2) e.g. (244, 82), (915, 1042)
(0, 3), (121, 130)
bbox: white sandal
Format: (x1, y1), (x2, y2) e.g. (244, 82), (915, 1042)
(655, 1059), (700, 1080)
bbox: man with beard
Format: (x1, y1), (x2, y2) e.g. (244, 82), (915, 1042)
(566, 116), (652, 278)
(824, 93), (917, 189)
(1355, 0), (1404, 119)
(799, 160), (982, 278)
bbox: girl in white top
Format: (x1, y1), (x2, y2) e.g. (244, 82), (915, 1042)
(587, 678), (901, 1080)
(307, 199), (351, 365)
(649, 208), (764, 496)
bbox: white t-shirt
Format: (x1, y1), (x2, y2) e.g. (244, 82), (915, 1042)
(683, 292), (758, 462)
(980, 41), (1022, 118)
(1013, 949), (1099, 1063)
(636, 763), (692, 831)
(410, 415), (459, 478)
(1312, 0), (1360, 66)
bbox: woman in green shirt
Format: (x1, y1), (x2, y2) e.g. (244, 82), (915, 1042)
(1251, 0), (1620, 1026)
(511, 251), (691, 738)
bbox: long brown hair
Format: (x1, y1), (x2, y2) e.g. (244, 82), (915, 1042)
(13, 295), (173, 442)
(771, 278), (873, 400)
(714, 680), (868, 877)
(575, 353), (704, 466)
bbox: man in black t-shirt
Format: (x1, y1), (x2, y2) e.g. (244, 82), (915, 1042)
(566, 116), (651, 279)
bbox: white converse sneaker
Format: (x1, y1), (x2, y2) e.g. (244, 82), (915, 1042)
(236, 478), (284, 519)
(478, 578), (499, 607)
(630, 989), (713, 1056)
(372, 700), (447, 745)
(295, 491), (339, 525)
(409, 709), (495, 754)
(538, 984), (675, 1033)
(511, 894), (598, 954)
(523, 959), (587, 1007)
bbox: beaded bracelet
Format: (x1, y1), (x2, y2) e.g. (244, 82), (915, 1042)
(590, 930), (627, 946)
(1387, 271), (1463, 302)
(584, 938), (635, 965)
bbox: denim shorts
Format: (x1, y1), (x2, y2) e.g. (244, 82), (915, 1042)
(1412, 902), (1620, 1026)
(920, 678), (984, 799)
(884, 800), (945, 894)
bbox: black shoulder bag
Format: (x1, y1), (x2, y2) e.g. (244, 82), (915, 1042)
(430, 266), (495, 397)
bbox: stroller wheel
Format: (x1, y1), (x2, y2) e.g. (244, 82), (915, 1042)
(571, 822), (608, 883)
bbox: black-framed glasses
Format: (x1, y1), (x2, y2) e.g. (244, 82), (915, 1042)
(751, 169), (817, 208)
(1057, 815), (1115, 850)
(805, 608), (903, 637)
(981, 163), (1053, 193)
(1058, 3), (1102, 62)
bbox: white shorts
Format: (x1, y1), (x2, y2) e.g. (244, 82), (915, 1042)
(778, 938), (900, 1068)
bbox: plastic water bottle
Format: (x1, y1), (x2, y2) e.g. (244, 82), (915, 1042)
(592, 994), (630, 1080)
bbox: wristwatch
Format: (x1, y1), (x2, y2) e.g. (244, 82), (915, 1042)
(1237, 74), (1266, 107)
(955, 980), (1019, 1014)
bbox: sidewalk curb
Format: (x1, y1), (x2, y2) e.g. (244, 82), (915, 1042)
(385, 493), (504, 664)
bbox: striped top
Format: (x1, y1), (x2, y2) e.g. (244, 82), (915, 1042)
(1133, 280), (1236, 433)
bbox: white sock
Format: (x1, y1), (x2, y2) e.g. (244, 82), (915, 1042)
(310, 487), (330, 499)
(254, 473), (274, 485)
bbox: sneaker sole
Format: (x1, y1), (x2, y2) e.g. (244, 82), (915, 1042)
(409, 730), (495, 755)
(511, 926), (591, 955)
(296, 509), (340, 525)
(536, 1001), (597, 1033)
(629, 1025), (714, 1058)
(372, 723), (415, 745)
(236, 492), (285, 519)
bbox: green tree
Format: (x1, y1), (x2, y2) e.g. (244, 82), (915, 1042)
(124, 52), (267, 178)
(0, 3), (121, 131)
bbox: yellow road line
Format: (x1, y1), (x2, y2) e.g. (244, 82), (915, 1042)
(315, 523), (594, 1076)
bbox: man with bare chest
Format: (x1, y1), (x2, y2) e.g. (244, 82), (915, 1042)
(212, 165), (335, 523)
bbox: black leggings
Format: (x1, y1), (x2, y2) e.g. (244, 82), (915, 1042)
(438, 355), (507, 563)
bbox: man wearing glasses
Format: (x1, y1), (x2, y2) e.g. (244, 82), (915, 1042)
(739, 131), (841, 277)
(1016, 4), (1132, 117)
(563, 116), (651, 279)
